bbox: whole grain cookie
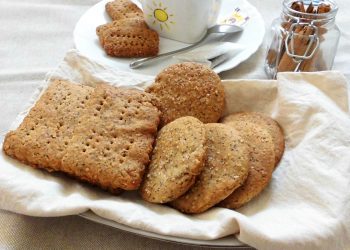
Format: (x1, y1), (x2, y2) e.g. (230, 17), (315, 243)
(3, 81), (161, 193)
(61, 84), (160, 191)
(140, 116), (206, 203)
(222, 112), (285, 166)
(170, 123), (249, 214)
(106, 0), (143, 21)
(102, 26), (159, 57)
(3, 80), (93, 171)
(96, 17), (148, 46)
(146, 62), (225, 127)
(219, 121), (275, 209)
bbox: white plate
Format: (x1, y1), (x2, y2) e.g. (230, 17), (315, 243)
(80, 211), (252, 248)
(73, 0), (265, 76)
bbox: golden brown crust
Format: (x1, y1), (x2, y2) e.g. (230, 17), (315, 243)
(96, 17), (148, 47)
(147, 63), (225, 127)
(219, 121), (275, 209)
(106, 0), (143, 21)
(140, 116), (207, 203)
(3, 80), (161, 192)
(62, 84), (160, 191)
(221, 112), (285, 166)
(102, 26), (159, 57)
(99, 0), (159, 58)
(171, 123), (249, 214)
(3, 80), (93, 171)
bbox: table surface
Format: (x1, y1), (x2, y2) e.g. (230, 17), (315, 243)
(0, 0), (349, 249)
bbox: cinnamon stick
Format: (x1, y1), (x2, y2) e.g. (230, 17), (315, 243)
(301, 2), (332, 71)
(317, 3), (331, 14)
(277, 25), (314, 72)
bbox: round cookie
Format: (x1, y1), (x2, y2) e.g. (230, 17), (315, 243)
(146, 62), (225, 127)
(170, 123), (249, 214)
(222, 112), (285, 166)
(140, 116), (206, 203)
(219, 121), (275, 209)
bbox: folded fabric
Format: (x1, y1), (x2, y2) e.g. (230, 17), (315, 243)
(1, 50), (350, 250)
(173, 42), (245, 68)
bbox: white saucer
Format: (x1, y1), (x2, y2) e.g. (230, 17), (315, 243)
(73, 0), (265, 76)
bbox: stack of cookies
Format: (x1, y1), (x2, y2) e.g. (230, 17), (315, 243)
(96, 0), (159, 57)
(140, 62), (285, 213)
(2, 62), (285, 214)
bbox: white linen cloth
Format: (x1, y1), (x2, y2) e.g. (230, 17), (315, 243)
(1, 51), (350, 250)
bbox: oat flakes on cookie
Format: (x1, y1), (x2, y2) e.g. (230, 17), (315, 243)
(171, 123), (249, 214)
(219, 121), (275, 209)
(222, 112), (285, 166)
(147, 62), (225, 127)
(140, 116), (207, 203)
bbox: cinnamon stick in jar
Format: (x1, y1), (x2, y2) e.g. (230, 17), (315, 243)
(277, 24), (314, 72)
(300, 3), (332, 71)
(291, 1), (305, 13)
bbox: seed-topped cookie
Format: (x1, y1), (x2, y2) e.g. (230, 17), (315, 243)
(146, 62), (225, 127)
(219, 120), (275, 209)
(222, 112), (285, 166)
(140, 116), (207, 203)
(171, 123), (249, 214)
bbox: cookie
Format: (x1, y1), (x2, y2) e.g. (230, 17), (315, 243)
(3, 80), (93, 171)
(102, 26), (159, 57)
(96, 17), (148, 46)
(219, 121), (275, 209)
(140, 116), (207, 203)
(3, 81), (161, 193)
(106, 0), (143, 21)
(222, 112), (285, 166)
(170, 123), (249, 214)
(146, 62), (225, 127)
(100, 0), (160, 58)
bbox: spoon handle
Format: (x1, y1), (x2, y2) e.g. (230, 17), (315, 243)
(129, 34), (208, 69)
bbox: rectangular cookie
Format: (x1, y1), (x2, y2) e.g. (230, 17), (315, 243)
(61, 84), (160, 191)
(3, 80), (93, 171)
(3, 80), (160, 192)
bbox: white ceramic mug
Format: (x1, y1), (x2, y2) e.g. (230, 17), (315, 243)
(139, 0), (222, 44)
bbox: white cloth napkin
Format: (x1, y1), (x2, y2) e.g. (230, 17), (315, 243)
(173, 42), (245, 68)
(1, 50), (350, 250)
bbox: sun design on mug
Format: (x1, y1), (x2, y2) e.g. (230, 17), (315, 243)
(147, 1), (175, 31)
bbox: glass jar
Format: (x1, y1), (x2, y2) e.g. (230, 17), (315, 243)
(265, 0), (340, 79)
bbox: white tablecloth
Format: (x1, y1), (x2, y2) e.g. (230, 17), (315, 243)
(0, 0), (349, 249)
